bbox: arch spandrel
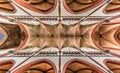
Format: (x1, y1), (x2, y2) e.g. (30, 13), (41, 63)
(0, 23), (26, 50)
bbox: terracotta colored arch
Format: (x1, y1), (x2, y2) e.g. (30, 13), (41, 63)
(104, 0), (120, 14)
(63, 59), (105, 73)
(14, 0), (57, 14)
(63, 0), (105, 14)
(0, 0), (16, 13)
(104, 59), (120, 73)
(92, 20), (120, 53)
(0, 60), (15, 73)
(13, 59), (57, 73)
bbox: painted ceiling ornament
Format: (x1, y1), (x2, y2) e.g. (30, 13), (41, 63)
(63, 0), (105, 14)
(0, 0), (16, 13)
(14, 0), (57, 14)
(104, 0), (120, 13)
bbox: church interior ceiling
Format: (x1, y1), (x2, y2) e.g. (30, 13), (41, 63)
(0, 0), (120, 73)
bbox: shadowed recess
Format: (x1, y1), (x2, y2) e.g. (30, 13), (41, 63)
(0, 23), (26, 50)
